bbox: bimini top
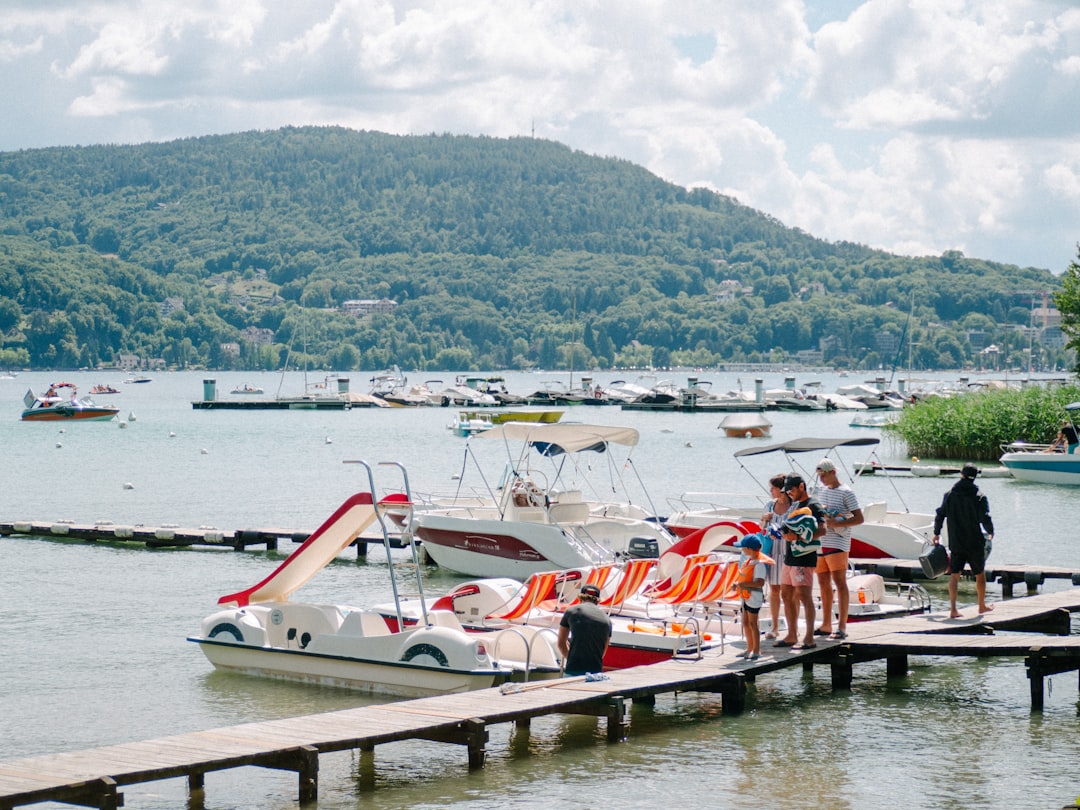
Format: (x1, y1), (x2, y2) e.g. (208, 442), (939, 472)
(477, 422), (639, 455)
(733, 436), (879, 458)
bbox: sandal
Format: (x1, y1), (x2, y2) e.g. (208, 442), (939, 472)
(828, 631), (847, 640)
(773, 639), (795, 648)
(791, 642), (817, 650)
(813, 627), (830, 636)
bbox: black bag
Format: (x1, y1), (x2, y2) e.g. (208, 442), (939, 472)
(919, 543), (949, 579)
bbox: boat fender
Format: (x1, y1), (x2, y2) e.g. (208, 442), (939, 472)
(208, 622), (245, 643)
(401, 642), (450, 667)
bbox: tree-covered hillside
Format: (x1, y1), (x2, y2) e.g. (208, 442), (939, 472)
(0, 126), (1064, 371)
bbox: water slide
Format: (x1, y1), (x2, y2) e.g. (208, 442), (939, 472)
(218, 492), (377, 607)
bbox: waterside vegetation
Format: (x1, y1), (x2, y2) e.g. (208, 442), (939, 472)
(889, 385), (1080, 461)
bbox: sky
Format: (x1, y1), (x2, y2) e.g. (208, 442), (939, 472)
(2, 0), (1079, 273)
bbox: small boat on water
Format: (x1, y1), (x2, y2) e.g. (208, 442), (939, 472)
(999, 402), (1080, 485)
(123, 375), (152, 384)
(718, 412), (772, 438)
(89, 383), (120, 395)
(448, 411), (495, 437)
(20, 384), (119, 422)
(190, 467), (561, 697)
(230, 383), (265, 395)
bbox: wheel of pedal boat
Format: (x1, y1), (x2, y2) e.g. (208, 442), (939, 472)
(401, 642), (450, 667)
(208, 622), (244, 643)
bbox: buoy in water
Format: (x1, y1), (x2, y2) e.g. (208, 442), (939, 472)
(123, 482), (135, 490)
(200, 448), (209, 454)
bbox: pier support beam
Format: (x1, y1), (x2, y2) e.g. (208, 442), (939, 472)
(1025, 646), (1080, 711)
(420, 717), (488, 770)
(720, 673), (747, 715)
(62, 775), (122, 810)
(260, 745), (319, 804)
(830, 648), (854, 691)
(886, 654), (909, 678)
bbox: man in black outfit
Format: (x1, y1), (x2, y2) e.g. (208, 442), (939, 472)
(557, 584), (611, 676)
(932, 464), (995, 618)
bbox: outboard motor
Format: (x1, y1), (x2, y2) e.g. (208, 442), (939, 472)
(627, 537), (660, 559)
(919, 543), (949, 580)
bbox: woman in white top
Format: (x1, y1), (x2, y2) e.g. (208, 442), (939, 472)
(760, 473), (790, 639)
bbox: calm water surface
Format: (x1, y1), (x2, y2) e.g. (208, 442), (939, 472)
(1, 370), (1078, 808)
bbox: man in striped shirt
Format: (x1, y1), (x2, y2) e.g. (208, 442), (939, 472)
(812, 458), (864, 640)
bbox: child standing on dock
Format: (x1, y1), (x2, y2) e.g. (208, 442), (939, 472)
(932, 464), (995, 618)
(734, 534), (772, 660)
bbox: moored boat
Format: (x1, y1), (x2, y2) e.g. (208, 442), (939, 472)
(999, 402), (1080, 485)
(412, 422), (676, 578)
(189, 473), (561, 697)
(718, 412), (772, 438)
(230, 383), (265, 395)
(20, 384), (119, 422)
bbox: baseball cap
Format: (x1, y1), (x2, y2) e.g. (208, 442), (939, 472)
(816, 458), (836, 473)
(734, 534), (762, 551)
(783, 474), (805, 491)
(961, 464), (979, 479)
(580, 584), (602, 599)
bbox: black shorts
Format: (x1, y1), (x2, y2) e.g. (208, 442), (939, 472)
(742, 604), (761, 614)
(948, 545), (986, 576)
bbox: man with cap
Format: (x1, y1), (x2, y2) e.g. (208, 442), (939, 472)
(812, 458), (864, 640)
(932, 464), (995, 618)
(558, 583), (612, 676)
(774, 475), (826, 650)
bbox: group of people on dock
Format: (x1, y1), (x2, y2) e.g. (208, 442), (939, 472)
(749, 459), (866, 650)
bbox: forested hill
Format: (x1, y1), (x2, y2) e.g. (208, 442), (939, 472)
(0, 126), (1062, 371)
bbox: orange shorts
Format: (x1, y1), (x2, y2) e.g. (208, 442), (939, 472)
(816, 549), (849, 573)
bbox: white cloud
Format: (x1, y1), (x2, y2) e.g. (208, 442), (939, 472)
(0, 0), (1078, 270)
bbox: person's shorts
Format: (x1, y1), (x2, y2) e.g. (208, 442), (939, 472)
(781, 565), (815, 588)
(948, 545), (986, 576)
(742, 602), (761, 614)
(816, 548), (849, 573)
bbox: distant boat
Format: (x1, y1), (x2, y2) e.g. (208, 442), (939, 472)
(123, 375), (152, 384)
(718, 412), (772, 438)
(89, 383), (120, 395)
(230, 383), (265, 395)
(21, 383), (119, 422)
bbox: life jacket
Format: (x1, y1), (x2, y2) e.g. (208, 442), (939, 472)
(737, 550), (774, 601)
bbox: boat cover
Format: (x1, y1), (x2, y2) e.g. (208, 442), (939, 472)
(476, 423), (639, 454)
(733, 436), (879, 458)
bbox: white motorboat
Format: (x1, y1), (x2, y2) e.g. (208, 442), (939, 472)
(190, 474), (561, 697)
(999, 402), (1080, 485)
(664, 437), (938, 560)
(412, 423), (676, 578)
(230, 383), (265, 395)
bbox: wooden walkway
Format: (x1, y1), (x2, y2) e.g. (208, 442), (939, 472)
(0, 521), (401, 555)
(3, 589), (1080, 809)
(851, 556), (1080, 596)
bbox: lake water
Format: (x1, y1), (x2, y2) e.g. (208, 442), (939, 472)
(2, 369), (1078, 809)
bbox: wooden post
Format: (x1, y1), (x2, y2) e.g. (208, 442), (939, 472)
(830, 649), (853, 691)
(886, 654), (908, 678)
(1027, 648), (1046, 711)
(187, 771), (205, 809)
(295, 745), (319, 804)
(721, 673), (747, 715)
(606, 697), (628, 742)
(462, 718), (487, 769)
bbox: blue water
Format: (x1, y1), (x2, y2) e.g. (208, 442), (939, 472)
(1, 370), (1078, 808)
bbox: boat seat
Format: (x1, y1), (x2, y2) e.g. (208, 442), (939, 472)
(338, 610), (393, 637)
(510, 506), (549, 523)
(548, 501), (590, 523)
(551, 489), (583, 503)
(484, 570), (561, 624)
(862, 501), (887, 522)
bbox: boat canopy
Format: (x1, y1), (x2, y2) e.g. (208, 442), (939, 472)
(1065, 401), (1080, 413)
(733, 436), (879, 458)
(477, 423), (639, 455)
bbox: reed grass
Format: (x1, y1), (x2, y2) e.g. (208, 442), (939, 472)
(887, 385), (1080, 461)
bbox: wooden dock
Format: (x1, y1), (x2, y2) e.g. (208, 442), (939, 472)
(3, 589), (1080, 809)
(851, 556), (1080, 596)
(0, 520), (406, 555)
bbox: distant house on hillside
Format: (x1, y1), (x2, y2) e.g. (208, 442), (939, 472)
(241, 327), (274, 345)
(341, 298), (398, 317)
(160, 297), (185, 316)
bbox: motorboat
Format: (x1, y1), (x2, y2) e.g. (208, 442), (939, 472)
(20, 384), (119, 422)
(718, 412), (772, 438)
(411, 422), (676, 578)
(190, 468), (561, 697)
(123, 375), (153, 384)
(1000, 442), (1080, 485)
(664, 437), (938, 560)
(448, 411), (495, 437)
(230, 383), (265, 395)
(999, 402), (1080, 485)
(369, 366), (430, 406)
